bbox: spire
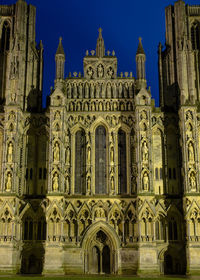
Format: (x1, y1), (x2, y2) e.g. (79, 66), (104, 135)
(96, 28), (105, 57)
(136, 37), (145, 55)
(136, 37), (146, 89)
(55, 37), (65, 81)
(56, 37), (65, 56)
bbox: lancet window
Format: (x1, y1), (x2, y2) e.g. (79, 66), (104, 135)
(118, 129), (127, 194)
(0, 21), (10, 52)
(75, 129), (86, 194)
(95, 125), (107, 194)
(191, 22), (200, 50)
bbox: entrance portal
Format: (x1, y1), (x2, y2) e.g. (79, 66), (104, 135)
(87, 229), (116, 274)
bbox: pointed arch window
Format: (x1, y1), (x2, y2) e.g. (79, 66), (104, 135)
(95, 125), (107, 194)
(1, 21), (10, 52)
(191, 22), (200, 50)
(118, 129), (127, 194)
(75, 129), (86, 194)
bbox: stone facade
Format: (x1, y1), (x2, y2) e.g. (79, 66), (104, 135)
(0, 0), (200, 275)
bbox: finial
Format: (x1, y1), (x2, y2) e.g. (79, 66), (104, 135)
(139, 37), (142, 42)
(59, 37), (62, 43)
(98, 27), (102, 37)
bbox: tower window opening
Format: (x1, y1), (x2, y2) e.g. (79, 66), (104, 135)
(39, 168), (42, 179)
(43, 168), (47, 180)
(0, 21), (10, 52)
(173, 168), (176, 180)
(191, 23), (200, 50)
(169, 168), (172, 179)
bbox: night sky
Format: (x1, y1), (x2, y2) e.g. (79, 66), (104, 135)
(0, 0), (199, 106)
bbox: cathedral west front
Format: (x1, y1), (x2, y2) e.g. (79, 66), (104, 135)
(0, 0), (200, 275)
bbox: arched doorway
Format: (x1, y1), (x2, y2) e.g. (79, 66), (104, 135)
(83, 225), (119, 274)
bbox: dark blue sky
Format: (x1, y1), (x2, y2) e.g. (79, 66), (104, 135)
(0, 0), (199, 106)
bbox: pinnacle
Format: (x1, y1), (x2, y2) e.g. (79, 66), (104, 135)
(96, 27), (105, 57)
(56, 36), (65, 56)
(136, 37), (145, 55)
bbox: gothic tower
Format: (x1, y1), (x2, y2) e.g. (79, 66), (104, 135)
(159, 0), (200, 274)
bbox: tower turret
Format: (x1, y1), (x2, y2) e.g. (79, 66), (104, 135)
(136, 37), (146, 89)
(96, 28), (105, 57)
(55, 37), (65, 80)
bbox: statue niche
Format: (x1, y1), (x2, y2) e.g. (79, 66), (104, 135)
(52, 172), (59, 191)
(142, 172), (149, 191)
(142, 141), (148, 162)
(5, 172), (12, 192)
(97, 64), (104, 78)
(189, 172), (196, 192)
(53, 142), (60, 162)
(188, 142), (195, 162)
(7, 142), (13, 163)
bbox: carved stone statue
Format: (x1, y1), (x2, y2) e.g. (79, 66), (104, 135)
(53, 142), (60, 162)
(85, 83), (89, 98)
(143, 172), (149, 191)
(107, 83), (111, 98)
(7, 142), (13, 163)
(189, 172), (196, 191)
(73, 83), (77, 98)
(188, 142), (195, 162)
(95, 207), (105, 218)
(91, 102), (96, 111)
(87, 67), (94, 78)
(113, 102), (118, 111)
(107, 67), (114, 78)
(90, 83), (95, 98)
(142, 141), (148, 162)
(187, 123), (193, 139)
(66, 147), (70, 165)
(111, 176), (115, 191)
(99, 102), (103, 111)
(65, 131), (70, 144)
(53, 172), (59, 191)
(68, 83), (72, 98)
(118, 83), (122, 97)
(78, 83), (83, 97)
(110, 145), (114, 164)
(96, 83), (100, 98)
(87, 144), (91, 163)
(11, 92), (16, 102)
(6, 172), (12, 192)
(97, 64), (104, 78)
(106, 102), (110, 111)
(112, 83), (117, 98)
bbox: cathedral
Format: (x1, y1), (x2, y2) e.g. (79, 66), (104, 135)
(0, 0), (200, 275)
